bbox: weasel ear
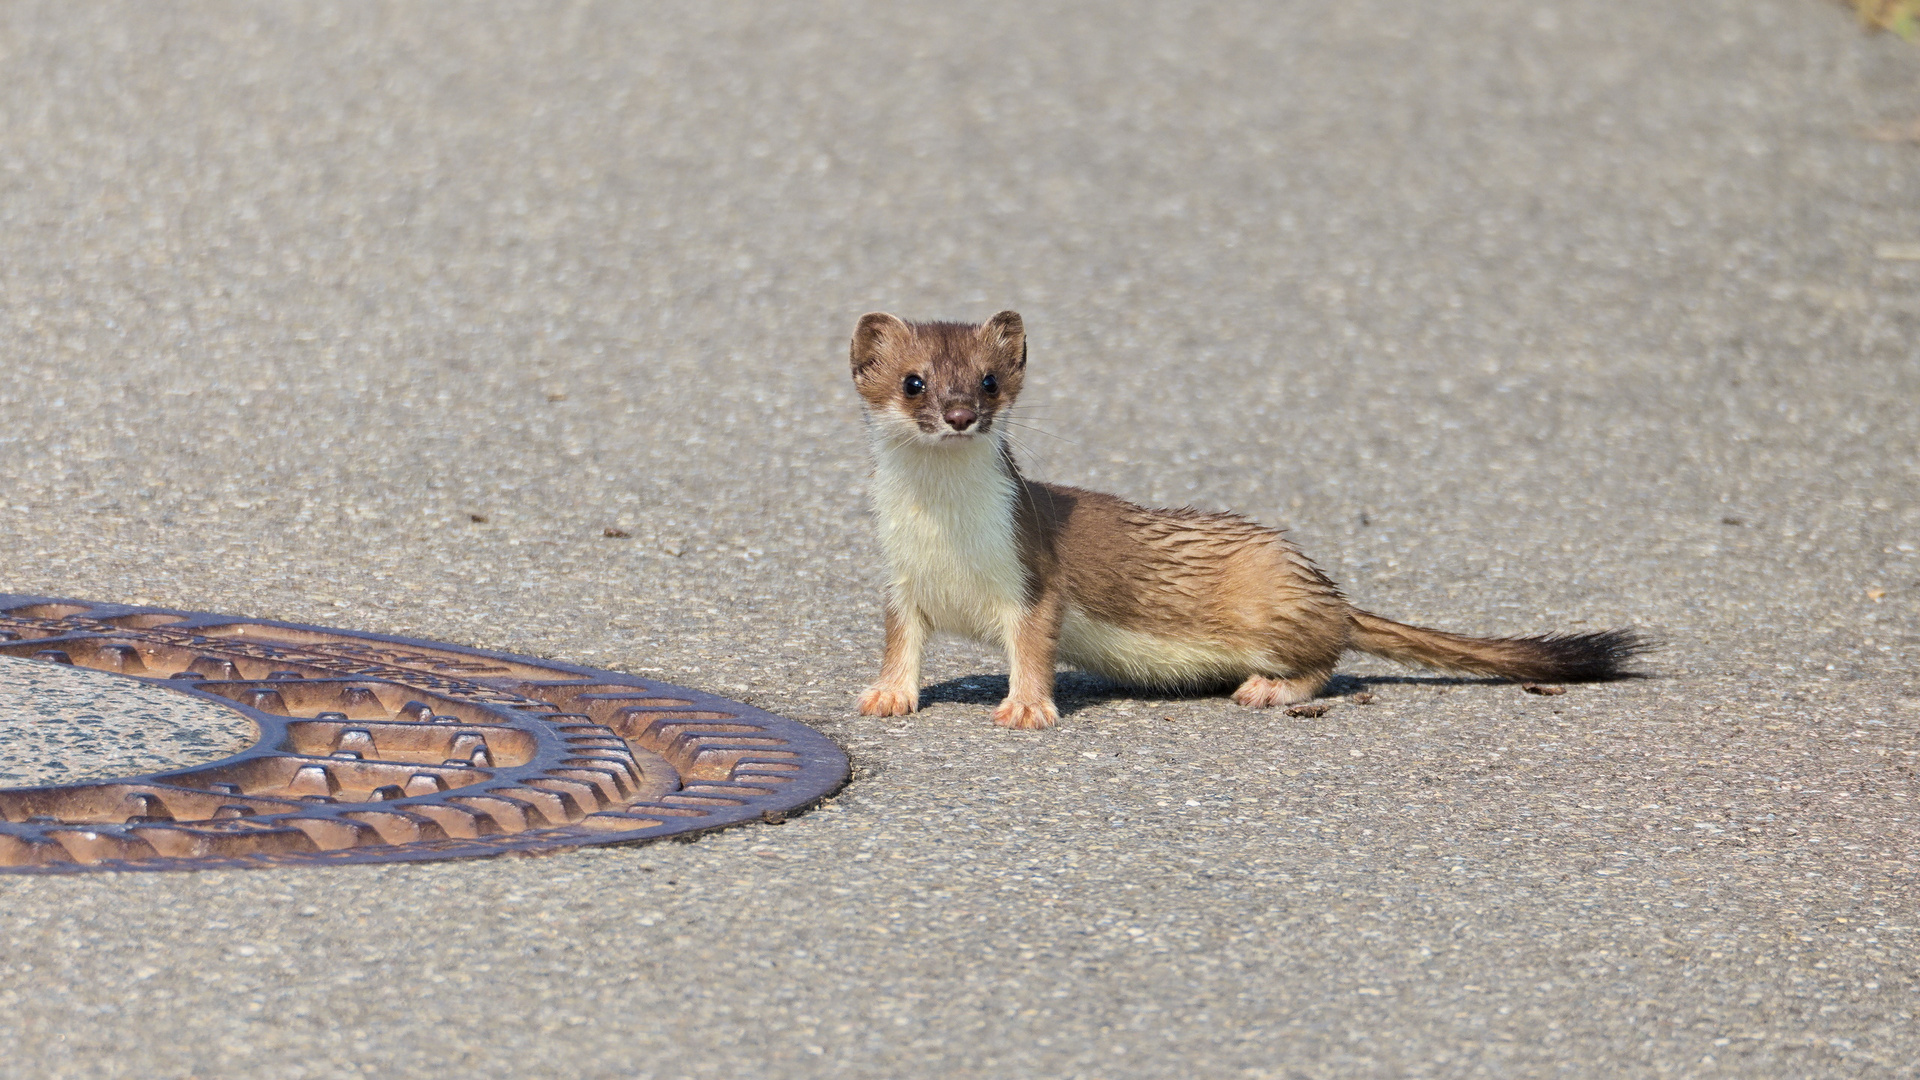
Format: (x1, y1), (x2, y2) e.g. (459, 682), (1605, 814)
(851, 312), (908, 378)
(981, 310), (1026, 370)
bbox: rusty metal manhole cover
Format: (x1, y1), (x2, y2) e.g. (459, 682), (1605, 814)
(0, 595), (848, 873)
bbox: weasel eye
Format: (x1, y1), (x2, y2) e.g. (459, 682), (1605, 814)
(903, 374), (925, 397)
(981, 373), (998, 395)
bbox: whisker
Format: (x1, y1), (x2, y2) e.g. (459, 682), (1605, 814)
(1006, 405), (1069, 421)
(1001, 410), (1068, 422)
(998, 429), (1041, 463)
(998, 420), (1077, 445)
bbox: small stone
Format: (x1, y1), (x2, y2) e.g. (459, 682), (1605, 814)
(1351, 692), (1374, 704)
(1867, 588), (1886, 601)
(603, 527), (632, 539)
(1286, 702), (1332, 717)
(468, 513), (488, 523)
(1521, 683), (1567, 696)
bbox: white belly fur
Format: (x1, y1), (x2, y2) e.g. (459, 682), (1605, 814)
(871, 436), (1026, 646)
(1058, 609), (1270, 690)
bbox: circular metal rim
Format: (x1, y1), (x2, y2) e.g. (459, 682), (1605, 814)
(0, 594), (850, 873)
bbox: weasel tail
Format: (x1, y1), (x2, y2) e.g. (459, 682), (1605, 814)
(847, 309), (1653, 730)
(1345, 611), (1648, 683)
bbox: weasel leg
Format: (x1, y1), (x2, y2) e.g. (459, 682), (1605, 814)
(994, 586), (1065, 730)
(858, 601), (929, 717)
(1232, 671), (1331, 708)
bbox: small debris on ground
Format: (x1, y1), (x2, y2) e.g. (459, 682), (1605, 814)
(1522, 683), (1567, 696)
(1721, 516), (1744, 526)
(1286, 702), (1332, 717)
(1351, 692), (1374, 704)
(468, 513), (488, 523)
(603, 527), (632, 538)
(1867, 588), (1886, 601)
(760, 809), (786, 825)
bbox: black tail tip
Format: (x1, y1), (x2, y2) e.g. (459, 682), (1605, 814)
(1524, 628), (1658, 682)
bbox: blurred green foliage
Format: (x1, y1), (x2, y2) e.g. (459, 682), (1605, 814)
(1853, 0), (1920, 41)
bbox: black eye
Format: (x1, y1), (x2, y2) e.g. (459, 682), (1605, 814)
(981, 373), (998, 395)
(903, 374), (925, 397)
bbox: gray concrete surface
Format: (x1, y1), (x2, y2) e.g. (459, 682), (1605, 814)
(1, 0), (1916, 1076)
(0, 655), (255, 786)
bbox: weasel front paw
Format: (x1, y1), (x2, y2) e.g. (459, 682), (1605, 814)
(992, 698), (1059, 730)
(858, 684), (919, 717)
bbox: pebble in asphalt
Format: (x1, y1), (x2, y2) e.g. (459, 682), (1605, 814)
(0, 1), (1915, 1076)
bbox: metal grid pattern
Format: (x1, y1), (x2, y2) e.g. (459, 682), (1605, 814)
(0, 596), (849, 872)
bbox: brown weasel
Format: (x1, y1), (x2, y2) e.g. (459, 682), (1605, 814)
(849, 310), (1649, 730)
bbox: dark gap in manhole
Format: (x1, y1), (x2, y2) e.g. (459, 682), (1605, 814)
(0, 595), (849, 873)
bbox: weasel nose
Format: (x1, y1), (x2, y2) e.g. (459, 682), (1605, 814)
(943, 407), (978, 431)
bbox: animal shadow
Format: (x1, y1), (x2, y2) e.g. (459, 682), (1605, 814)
(918, 671), (1229, 719)
(921, 670), (1532, 718)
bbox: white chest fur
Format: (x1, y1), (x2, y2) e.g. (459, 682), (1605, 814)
(869, 435), (1027, 645)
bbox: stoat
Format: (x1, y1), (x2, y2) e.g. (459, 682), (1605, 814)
(850, 310), (1648, 730)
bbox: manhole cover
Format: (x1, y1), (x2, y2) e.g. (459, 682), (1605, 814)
(0, 595), (848, 873)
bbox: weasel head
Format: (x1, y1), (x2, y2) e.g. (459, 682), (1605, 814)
(849, 310), (1026, 448)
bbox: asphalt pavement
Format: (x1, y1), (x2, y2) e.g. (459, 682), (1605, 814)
(0, 1), (1916, 1076)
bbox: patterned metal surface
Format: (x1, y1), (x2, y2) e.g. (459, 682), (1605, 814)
(0, 595), (848, 873)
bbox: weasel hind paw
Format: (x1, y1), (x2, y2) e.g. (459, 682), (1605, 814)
(1233, 674), (1325, 708)
(858, 685), (919, 717)
(992, 699), (1059, 730)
